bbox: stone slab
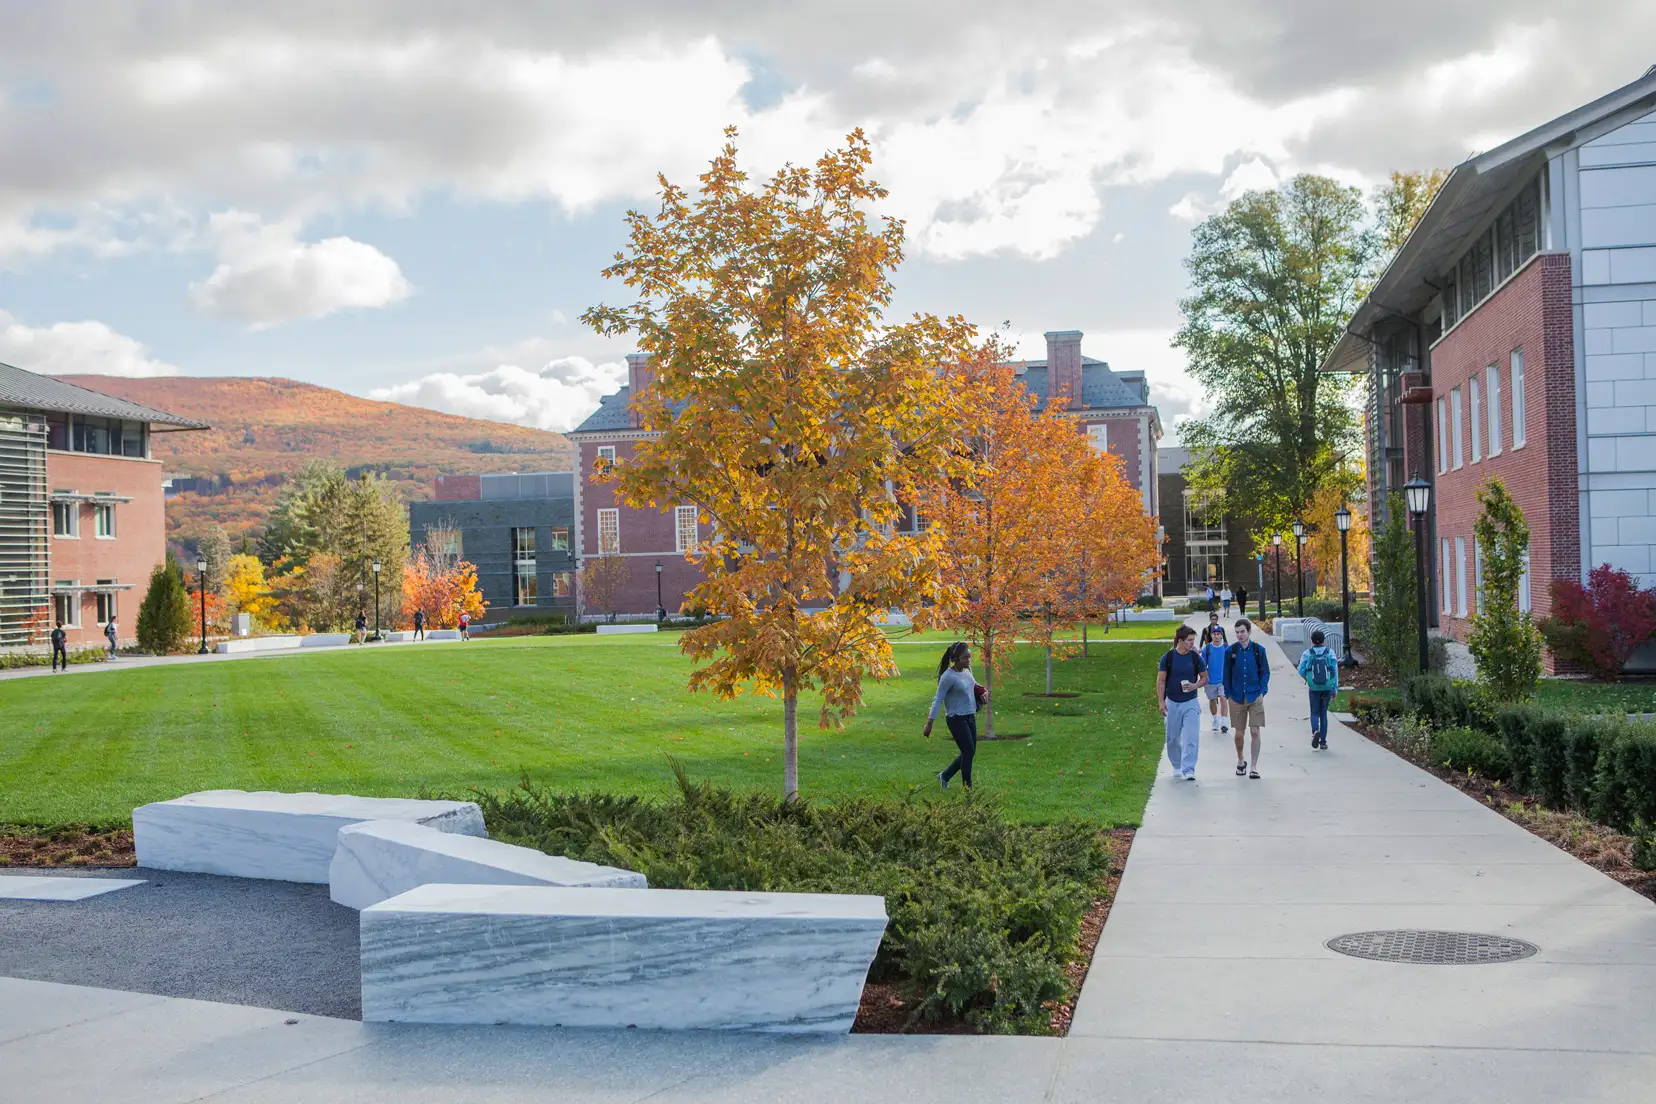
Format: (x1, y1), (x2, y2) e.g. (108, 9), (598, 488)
(595, 623), (657, 634)
(330, 819), (646, 910)
(360, 884), (887, 1032)
(217, 636), (301, 655)
(301, 633), (353, 647)
(133, 790), (486, 883)
(0, 874), (146, 900)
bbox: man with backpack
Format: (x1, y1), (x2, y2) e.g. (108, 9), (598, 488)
(1298, 628), (1340, 750)
(50, 621), (68, 672)
(412, 608), (426, 642)
(1223, 618), (1271, 779)
(1156, 624), (1207, 781)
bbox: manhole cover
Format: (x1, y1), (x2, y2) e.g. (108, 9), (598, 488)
(1326, 929), (1538, 965)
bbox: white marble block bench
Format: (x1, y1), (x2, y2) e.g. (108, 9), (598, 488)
(360, 884), (888, 1033)
(132, 790), (486, 883)
(330, 819), (646, 910)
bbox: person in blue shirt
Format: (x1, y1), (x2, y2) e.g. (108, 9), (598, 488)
(1156, 624), (1207, 781)
(1297, 628), (1341, 750)
(1200, 623), (1229, 736)
(924, 642), (983, 790)
(1223, 618), (1271, 779)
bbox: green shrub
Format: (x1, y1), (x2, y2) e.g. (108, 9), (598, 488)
(1302, 598), (1345, 623)
(1563, 716), (1616, 814)
(1347, 605), (1374, 648)
(136, 552), (192, 655)
(1382, 714), (1434, 761)
(1370, 494), (1419, 681)
(1427, 634), (1451, 677)
(1528, 711), (1572, 808)
(1133, 594), (1163, 609)
(1403, 675), (1487, 731)
(1590, 723), (1656, 832)
(1430, 725), (1512, 779)
(1348, 694), (1402, 723)
(1493, 705), (1543, 793)
(1468, 479), (1543, 704)
(473, 767), (1113, 1034)
(0, 646), (109, 670)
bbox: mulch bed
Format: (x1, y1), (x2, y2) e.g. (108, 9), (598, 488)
(1354, 720), (1656, 903)
(851, 826), (1135, 1036)
(0, 826), (136, 868)
(1339, 661), (1395, 693)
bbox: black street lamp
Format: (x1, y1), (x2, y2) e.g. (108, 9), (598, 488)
(371, 561), (382, 641)
(1291, 519), (1306, 618)
(1335, 506), (1354, 666)
(195, 557), (209, 654)
(655, 560), (665, 621)
(1272, 533), (1283, 617)
(1255, 553), (1265, 619)
(1404, 476), (1432, 676)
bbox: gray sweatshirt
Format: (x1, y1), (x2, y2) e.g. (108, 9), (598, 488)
(929, 667), (980, 720)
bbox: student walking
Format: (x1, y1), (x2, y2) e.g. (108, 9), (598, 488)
(1220, 586), (1234, 617)
(104, 616), (118, 658)
(1236, 587), (1248, 617)
(412, 609), (426, 642)
(1201, 623), (1230, 736)
(1298, 629), (1341, 750)
(50, 621), (68, 671)
(1157, 624), (1207, 781)
(1204, 584), (1216, 612)
(458, 610), (471, 641)
(354, 610), (368, 645)
(1223, 618), (1271, 779)
(1199, 610), (1222, 646)
(924, 642), (983, 791)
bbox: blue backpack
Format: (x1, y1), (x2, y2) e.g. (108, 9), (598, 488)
(1305, 647), (1338, 692)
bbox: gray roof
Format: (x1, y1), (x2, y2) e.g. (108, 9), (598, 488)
(0, 362), (208, 429)
(1018, 356), (1152, 410)
(569, 387), (633, 435)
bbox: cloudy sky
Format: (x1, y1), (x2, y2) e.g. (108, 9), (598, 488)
(2, 2), (1654, 440)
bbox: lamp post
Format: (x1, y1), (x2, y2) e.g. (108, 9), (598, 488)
(1255, 553), (1265, 619)
(195, 557), (209, 654)
(371, 561), (381, 641)
(654, 560), (665, 621)
(1272, 533), (1283, 617)
(1404, 476), (1432, 677)
(1291, 519), (1306, 618)
(1334, 506), (1353, 666)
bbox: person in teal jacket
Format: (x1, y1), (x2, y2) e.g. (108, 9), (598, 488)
(1297, 628), (1341, 750)
(1200, 624), (1229, 736)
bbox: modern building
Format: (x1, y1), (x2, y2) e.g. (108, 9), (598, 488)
(565, 331), (1164, 617)
(408, 472), (577, 621)
(0, 363), (208, 648)
(1325, 67), (1656, 649)
(1156, 447), (1260, 598)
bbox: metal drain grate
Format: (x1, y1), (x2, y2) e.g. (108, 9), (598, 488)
(1326, 929), (1539, 965)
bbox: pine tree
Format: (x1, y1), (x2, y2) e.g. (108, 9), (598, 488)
(1470, 479), (1542, 702)
(136, 552), (193, 654)
(1370, 493), (1418, 681)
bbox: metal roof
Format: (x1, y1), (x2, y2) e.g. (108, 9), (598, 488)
(0, 362), (209, 429)
(568, 387), (633, 435)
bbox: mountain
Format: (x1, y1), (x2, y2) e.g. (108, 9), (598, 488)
(58, 375), (574, 545)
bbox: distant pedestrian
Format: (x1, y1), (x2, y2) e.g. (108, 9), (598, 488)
(458, 610), (471, 641)
(1220, 586), (1233, 617)
(1199, 610), (1222, 647)
(50, 621), (68, 671)
(1298, 629), (1341, 750)
(104, 616), (118, 658)
(1201, 623), (1230, 737)
(1157, 624), (1206, 781)
(925, 641), (982, 791)
(412, 609), (426, 642)
(1204, 584), (1216, 612)
(1236, 587), (1248, 616)
(354, 610), (368, 645)
(1224, 618), (1271, 779)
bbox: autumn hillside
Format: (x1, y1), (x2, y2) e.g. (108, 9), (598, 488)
(58, 376), (574, 546)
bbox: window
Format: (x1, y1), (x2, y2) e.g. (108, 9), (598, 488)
(1519, 552), (1532, 612)
(513, 564), (537, 606)
(1469, 377), (1481, 462)
(597, 508), (620, 554)
(1454, 537), (1468, 617)
(94, 503), (116, 538)
(596, 445), (616, 470)
(1086, 424), (1108, 453)
(1440, 175), (1542, 330)
(1474, 543), (1485, 616)
(548, 526), (570, 552)
(550, 572), (573, 598)
(52, 500), (78, 537)
(53, 587), (79, 627)
(1450, 388), (1464, 470)
(1511, 348), (1526, 448)
(96, 588), (117, 624)
(1487, 365), (1502, 457)
(512, 526), (536, 560)
(1441, 538), (1451, 613)
(1436, 399), (1448, 474)
(675, 505), (699, 553)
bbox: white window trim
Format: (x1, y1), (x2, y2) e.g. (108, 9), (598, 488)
(1086, 423), (1108, 453)
(1487, 365), (1502, 457)
(1436, 399), (1448, 474)
(1454, 536), (1468, 617)
(675, 505), (699, 554)
(1519, 552), (1532, 612)
(1511, 348), (1527, 449)
(596, 445), (617, 469)
(1474, 543), (1485, 616)
(52, 500), (79, 539)
(1451, 387), (1464, 470)
(1470, 377), (1482, 463)
(94, 503), (117, 540)
(1440, 538), (1451, 614)
(54, 586), (81, 628)
(597, 508), (620, 555)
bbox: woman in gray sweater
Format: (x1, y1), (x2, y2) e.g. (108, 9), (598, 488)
(923, 641), (983, 790)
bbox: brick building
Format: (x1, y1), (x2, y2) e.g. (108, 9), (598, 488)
(1324, 68), (1656, 647)
(408, 472), (577, 621)
(565, 331), (1163, 618)
(0, 363), (207, 648)
(1156, 447), (1259, 598)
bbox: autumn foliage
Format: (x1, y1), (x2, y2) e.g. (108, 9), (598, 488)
(401, 550), (487, 629)
(1540, 564), (1656, 679)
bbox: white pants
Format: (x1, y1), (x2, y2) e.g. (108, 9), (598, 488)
(1164, 697), (1201, 775)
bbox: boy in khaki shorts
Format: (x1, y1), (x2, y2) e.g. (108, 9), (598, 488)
(1223, 618), (1271, 779)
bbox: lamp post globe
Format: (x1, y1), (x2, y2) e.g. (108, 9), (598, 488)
(1334, 506), (1353, 666)
(1403, 475), (1433, 679)
(195, 558), (209, 654)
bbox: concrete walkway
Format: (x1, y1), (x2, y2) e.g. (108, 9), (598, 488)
(5, 615), (1656, 1100)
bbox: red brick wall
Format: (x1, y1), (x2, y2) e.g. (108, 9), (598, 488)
(1081, 414), (1145, 504)
(45, 451), (167, 646)
(434, 474), (481, 501)
(576, 438), (701, 616)
(1426, 253), (1576, 643)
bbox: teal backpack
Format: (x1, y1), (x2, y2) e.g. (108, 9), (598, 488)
(1305, 647), (1339, 692)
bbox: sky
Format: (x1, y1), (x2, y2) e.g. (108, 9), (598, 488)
(2, 1), (1654, 443)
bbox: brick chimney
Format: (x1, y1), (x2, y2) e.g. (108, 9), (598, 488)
(1044, 330), (1084, 410)
(626, 352), (655, 428)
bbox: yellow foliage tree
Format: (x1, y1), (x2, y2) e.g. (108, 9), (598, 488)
(583, 128), (980, 800)
(401, 550), (487, 629)
(1305, 481), (1372, 598)
(223, 552), (282, 629)
(1062, 448), (1161, 656)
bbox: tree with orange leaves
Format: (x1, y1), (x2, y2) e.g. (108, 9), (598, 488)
(582, 127), (980, 801)
(1060, 446), (1161, 661)
(401, 548), (487, 629)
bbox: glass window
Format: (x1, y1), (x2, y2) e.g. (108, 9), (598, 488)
(512, 563), (537, 606)
(121, 421), (145, 458)
(95, 503), (115, 538)
(96, 591), (117, 624)
(1184, 547), (1227, 594)
(1451, 388), (1464, 470)
(1086, 424), (1108, 453)
(512, 527), (536, 560)
(1487, 366), (1502, 456)
(675, 505), (699, 553)
(52, 501), (78, 537)
(550, 572), (573, 598)
(1455, 536), (1468, 617)
(46, 414), (68, 450)
(1470, 377), (1481, 462)
(1183, 490), (1225, 543)
(548, 526), (570, 552)
(1472, 232), (1494, 302)
(1441, 539), (1451, 614)
(598, 508), (620, 554)
(596, 445), (616, 469)
(1436, 399), (1447, 474)
(1511, 348), (1526, 448)
(53, 589), (78, 627)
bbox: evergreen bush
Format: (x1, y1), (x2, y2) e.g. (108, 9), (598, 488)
(1402, 675), (1487, 731)
(136, 552), (193, 655)
(1370, 494), (1419, 682)
(1493, 704), (1543, 793)
(1468, 480), (1542, 704)
(1430, 725), (1512, 779)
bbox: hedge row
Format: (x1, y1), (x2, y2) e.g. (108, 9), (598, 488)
(0, 646), (110, 670)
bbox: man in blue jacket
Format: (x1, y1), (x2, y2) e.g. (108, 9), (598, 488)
(1224, 618), (1271, 779)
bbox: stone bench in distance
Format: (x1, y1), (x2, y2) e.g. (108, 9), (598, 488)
(132, 790), (486, 883)
(330, 819), (646, 910)
(361, 884), (888, 1033)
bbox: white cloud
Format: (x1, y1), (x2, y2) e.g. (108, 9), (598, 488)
(0, 310), (178, 377)
(1220, 157), (1281, 199)
(369, 354), (625, 432)
(188, 211), (411, 328)
(1168, 193), (1212, 222)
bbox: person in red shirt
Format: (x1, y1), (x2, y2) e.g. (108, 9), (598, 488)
(458, 610), (470, 641)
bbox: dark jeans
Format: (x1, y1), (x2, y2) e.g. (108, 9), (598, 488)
(1308, 689), (1333, 740)
(51, 643), (67, 671)
(942, 713), (978, 788)
(413, 626), (424, 640)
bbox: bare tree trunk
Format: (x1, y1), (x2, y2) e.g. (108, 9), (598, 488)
(782, 666), (799, 802)
(1045, 645), (1054, 695)
(1083, 622), (1089, 657)
(983, 628), (995, 739)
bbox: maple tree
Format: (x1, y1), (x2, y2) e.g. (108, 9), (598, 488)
(580, 555), (630, 623)
(1062, 447), (1161, 659)
(582, 127), (979, 800)
(401, 541), (487, 630)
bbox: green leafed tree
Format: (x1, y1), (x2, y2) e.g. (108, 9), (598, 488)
(1374, 169), (1450, 260)
(1174, 174), (1377, 535)
(136, 552), (194, 654)
(1469, 479), (1542, 703)
(1370, 493), (1419, 681)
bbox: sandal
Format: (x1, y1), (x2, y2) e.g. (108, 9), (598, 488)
(1249, 769), (1261, 780)
(1235, 762), (1246, 776)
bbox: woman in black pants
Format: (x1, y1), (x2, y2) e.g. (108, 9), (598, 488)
(924, 641), (983, 790)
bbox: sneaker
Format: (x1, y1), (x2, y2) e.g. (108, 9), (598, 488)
(1221, 720), (1230, 733)
(1183, 770), (1196, 781)
(937, 772), (949, 791)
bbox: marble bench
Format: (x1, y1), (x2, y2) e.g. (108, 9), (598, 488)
(330, 819), (646, 909)
(360, 884), (888, 1033)
(132, 790), (486, 883)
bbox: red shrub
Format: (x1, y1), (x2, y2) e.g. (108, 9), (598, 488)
(1539, 564), (1656, 679)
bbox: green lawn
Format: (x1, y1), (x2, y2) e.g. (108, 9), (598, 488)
(884, 620), (1186, 644)
(1337, 679), (1656, 715)
(2, 633), (1166, 830)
